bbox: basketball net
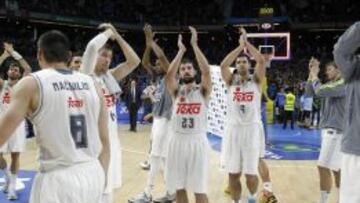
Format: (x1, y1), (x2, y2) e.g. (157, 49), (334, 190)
(263, 53), (273, 68)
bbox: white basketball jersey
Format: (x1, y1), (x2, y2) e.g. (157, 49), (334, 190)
(92, 76), (118, 135)
(0, 81), (26, 139)
(172, 85), (207, 135)
(29, 69), (102, 172)
(227, 76), (262, 124)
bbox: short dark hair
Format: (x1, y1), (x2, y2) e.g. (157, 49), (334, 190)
(37, 30), (70, 63)
(325, 61), (338, 69)
(71, 51), (83, 58)
(180, 57), (199, 71)
(68, 51), (83, 65)
(101, 43), (113, 51)
(181, 57), (193, 65)
(237, 53), (251, 62)
(286, 86), (294, 93)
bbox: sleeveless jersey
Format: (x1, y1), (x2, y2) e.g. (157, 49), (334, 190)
(0, 80), (26, 137)
(29, 69), (102, 172)
(92, 75), (118, 134)
(227, 76), (262, 125)
(172, 85), (207, 135)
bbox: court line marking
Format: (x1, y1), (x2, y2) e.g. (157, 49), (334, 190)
(122, 148), (317, 169)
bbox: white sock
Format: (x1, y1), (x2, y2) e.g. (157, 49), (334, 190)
(3, 168), (11, 184)
(335, 187), (339, 202)
(319, 190), (329, 203)
(9, 174), (17, 191)
(263, 182), (272, 192)
(4, 168), (11, 177)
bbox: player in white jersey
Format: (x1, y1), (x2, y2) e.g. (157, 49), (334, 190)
(165, 27), (211, 203)
(81, 23), (140, 202)
(220, 28), (266, 203)
(0, 30), (110, 203)
(0, 42), (31, 200)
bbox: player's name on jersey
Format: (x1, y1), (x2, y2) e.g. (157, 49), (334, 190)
(52, 81), (90, 91)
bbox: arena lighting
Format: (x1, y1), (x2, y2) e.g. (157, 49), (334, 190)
(261, 23), (272, 29)
(154, 31), (209, 34)
(233, 23), (280, 30)
(245, 32), (290, 60)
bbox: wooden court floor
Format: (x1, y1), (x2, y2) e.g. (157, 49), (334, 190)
(12, 124), (339, 203)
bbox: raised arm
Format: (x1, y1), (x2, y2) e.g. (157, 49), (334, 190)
(151, 42), (170, 72)
(189, 26), (211, 99)
(305, 57), (319, 96)
(220, 31), (245, 86)
(0, 50), (10, 88)
(333, 21), (360, 82)
(166, 35), (186, 97)
(80, 24), (115, 74)
(109, 26), (141, 81)
(243, 28), (265, 84)
(0, 48), (10, 67)
(4, 43), (32, 76)
(142, 24), (155, 75)
(143, 24), (170, 74)
(308, 57), (346, 98)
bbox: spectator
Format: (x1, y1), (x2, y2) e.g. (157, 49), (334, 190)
(283, 87), (296, 130)
(275, 87), (286, 123)
(125, 79), (142, 132)
(302, 94), (314, 128)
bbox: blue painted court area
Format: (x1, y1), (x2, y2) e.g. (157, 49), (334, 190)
(0, 170), (36, 203)
(208, 124), (321, 160)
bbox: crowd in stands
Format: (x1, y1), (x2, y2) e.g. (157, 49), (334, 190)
(3, 0), (358, 25)
(1, 0), (356, 126)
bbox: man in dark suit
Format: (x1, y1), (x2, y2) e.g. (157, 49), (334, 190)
(126, 78), (142, 132)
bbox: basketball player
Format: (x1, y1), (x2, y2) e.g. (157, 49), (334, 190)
(220, 28), (266, 203)
(129, 24), (175, 203)
(81, 23), (140, 201)
(305, 58), (345, 203)
(0, 43), (31, 200)
(0, 30), (110, 203)
(165, 27), (211, 203)
(68, 51), (82, 71)
(224, 64), (277, 203)
(333, 21), (360, 203)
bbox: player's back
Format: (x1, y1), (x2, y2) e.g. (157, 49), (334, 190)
(29, 68), (102, 172)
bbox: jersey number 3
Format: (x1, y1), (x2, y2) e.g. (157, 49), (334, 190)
(70, 115), (88, 148)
